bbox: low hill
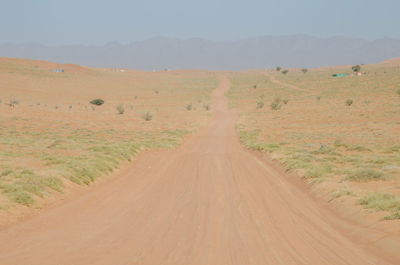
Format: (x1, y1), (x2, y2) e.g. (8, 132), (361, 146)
(1, 35), (400, 70)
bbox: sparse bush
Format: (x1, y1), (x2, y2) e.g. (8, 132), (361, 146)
(186, 103), (192, 111)
(54, 105), (59, 109)
(345, 99), (353, 106)
(203, 103), (210, 111)
(331, 190), (354, 200)
(69, 105), (72, 109)
(283, 99), (289, 104)
(358, 193), (400, 220)
(276, 66), (281, 72)
(142, 111), (153, 121)
(384, 212), (400, 220)
(0, 99), (2, 104)
(10, 98), (19, 105)
(90, 99), (104, 106)
(301, 68), (308, 74)
(270, 97), (282, 110)
(346, 168), (387, 182)
(36, 102), (40, 106)
(352, 65), (361, 73)
(346, 145), (371, 152)
(396, 88), (400, 96)
(155, 90), (159, 94)
(256, 101), (264, 109)
(253, 85), (257, 89)
(305, 164), (332, 179)
(91, 106), (95, 111)
(316, 95), (321, 101)
(116, 104), (125, 114)
(282, 70), (288, 75)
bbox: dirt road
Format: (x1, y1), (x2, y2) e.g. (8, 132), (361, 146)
(0, 76), (397, 265)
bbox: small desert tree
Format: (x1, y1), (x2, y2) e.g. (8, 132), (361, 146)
(352, 65), (361, 73)
(301, 68), (308, 74)
(276, 66), (281, 72)
(90, 99), (104, 106)
(282, 70), (289, 75)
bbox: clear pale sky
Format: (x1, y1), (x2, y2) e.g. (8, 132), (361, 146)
(1, 0), (399, 45)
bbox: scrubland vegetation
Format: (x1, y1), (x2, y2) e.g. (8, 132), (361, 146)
(0, 58), (217, 209)
(228, 62), (400, 220)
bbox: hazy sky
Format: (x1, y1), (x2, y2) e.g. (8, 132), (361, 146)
(1, 0), (399, 45)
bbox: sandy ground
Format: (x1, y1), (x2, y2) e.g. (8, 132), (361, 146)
(0, 76), (398, 265)
(0, 57), (217, 220)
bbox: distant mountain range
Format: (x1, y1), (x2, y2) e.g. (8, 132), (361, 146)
(1, 35), (400, 70)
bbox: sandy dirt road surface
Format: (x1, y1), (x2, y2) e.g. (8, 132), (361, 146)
(0, 76), (398, 265)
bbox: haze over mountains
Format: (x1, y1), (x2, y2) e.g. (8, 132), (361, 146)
(1, 35), (400, 70)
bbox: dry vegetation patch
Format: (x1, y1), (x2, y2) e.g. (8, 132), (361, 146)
(228, 63), (400, 220)
(0, 58), (217, 210)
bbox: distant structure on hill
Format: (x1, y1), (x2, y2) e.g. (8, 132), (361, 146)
(52, 69), (64, 73)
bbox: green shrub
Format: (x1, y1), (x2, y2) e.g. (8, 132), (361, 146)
(283, 99), (289, 104)
(116, 104), (125, 114)
(345, 99), (353, 106)
(256, 101), (264, 109)
(282, 70), (289, 75)
(253, 85), (257, 89)
(276, 66), (281, 72)
(316, 95), (321, 101)
(396, 88), (400, 96)
(352, 65), (361, 73)
(203, 103), (210, 111)
(90, 99), (104, 106)
(186, 103), (192, 111)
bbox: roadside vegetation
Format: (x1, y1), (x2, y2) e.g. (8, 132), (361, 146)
(0, 58), (217, 210)
(228, 62), (400, 220)
(0, 125), (189, 207)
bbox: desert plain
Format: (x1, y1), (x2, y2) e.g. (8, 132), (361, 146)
(0, 57), (399, 264)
